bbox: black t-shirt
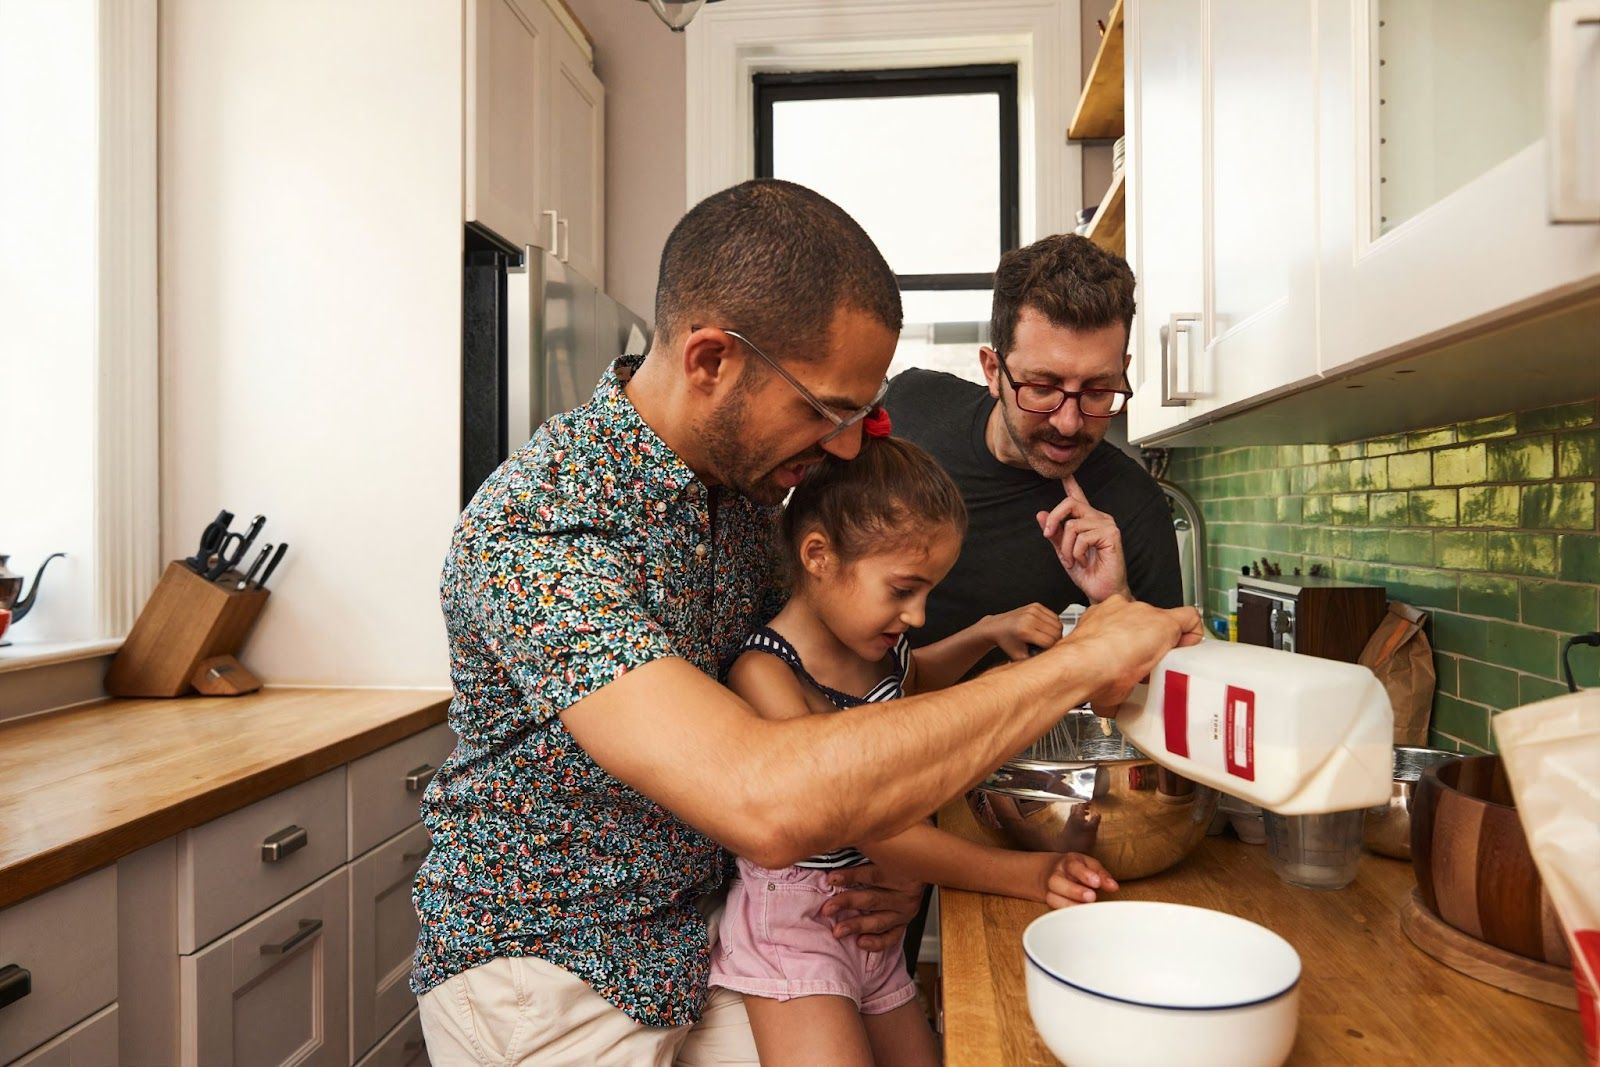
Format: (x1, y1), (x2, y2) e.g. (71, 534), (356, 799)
(884, 368), (1183, 661)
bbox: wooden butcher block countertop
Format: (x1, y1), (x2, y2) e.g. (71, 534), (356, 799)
(937, 799), (1585, 1066)
(0, 687), (449, 909)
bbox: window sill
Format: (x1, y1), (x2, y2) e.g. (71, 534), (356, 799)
(0, 638), (123, 676)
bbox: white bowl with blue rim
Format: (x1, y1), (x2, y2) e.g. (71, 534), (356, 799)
(1022, 901), (1301, 1067)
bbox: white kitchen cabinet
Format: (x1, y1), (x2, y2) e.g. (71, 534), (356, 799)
(1314, 0), (1600, 376)
(10, 1005), (118, 1067)
(466, 0), (605, 284)
(349, 824), (429, 1062)
(466, 0), (553, 252)
(1124, 0), (1321, 442)
(0, 867), (117, 1065)
(180, 869), (350, 1067)
(1125, 0), (1207, 441)
(549, 26), (606, 284)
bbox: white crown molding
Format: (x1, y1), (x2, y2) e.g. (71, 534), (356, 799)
(685, 0), (1080, 245)
(96, 0), (161, 637)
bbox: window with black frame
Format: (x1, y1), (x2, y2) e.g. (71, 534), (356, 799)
(754, 64), (1019, 329)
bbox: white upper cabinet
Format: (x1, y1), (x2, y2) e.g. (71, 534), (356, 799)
(1124, 0), (1600, 445)
(549, 28), (605, 284)
(1126, 0), (1321, 440)
(466, 0), (604, 278)
(1126, 0), (1207, 442)
(1315, 0), (1600, 376)
(466, 0), (552, 251)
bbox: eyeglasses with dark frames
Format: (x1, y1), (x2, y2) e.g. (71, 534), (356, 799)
(706, 326), (891, 445)
(993, 351), (1133, 418)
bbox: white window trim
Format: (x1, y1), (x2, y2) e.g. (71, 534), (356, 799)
(2, 0), (159, 676)
(684, 0), (1082, 245)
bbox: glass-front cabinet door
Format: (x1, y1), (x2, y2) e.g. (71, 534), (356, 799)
(1316, 0), (1600, 375)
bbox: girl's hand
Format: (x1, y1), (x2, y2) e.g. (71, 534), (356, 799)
(1039, 851), (1119, 908)
(981, 602), (1064, 660)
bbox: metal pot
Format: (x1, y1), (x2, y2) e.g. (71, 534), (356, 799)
(968, 710), (1220, 880)
(1362, 745), (1457, 860)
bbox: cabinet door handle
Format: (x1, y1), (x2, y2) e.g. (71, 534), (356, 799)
(542, 208), (559, 250)
(0, 964), (31, 1011)
(259, 918), (322, 957)
(261, 824), (308, 862)
(403, 1038), (426, 1064)
(557, 217), (570, 263)
(405, 764), (437, 792)
(1547, 0), (1600, 222)
(1160, 312), (1203, 406)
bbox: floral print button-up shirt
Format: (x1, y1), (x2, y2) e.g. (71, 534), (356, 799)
(411, 356), (780, 1026)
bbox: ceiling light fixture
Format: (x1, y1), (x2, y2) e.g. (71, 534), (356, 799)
(636, 0), (725, 33)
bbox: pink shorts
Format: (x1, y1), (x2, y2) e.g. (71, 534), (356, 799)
(708, 858), (918, 1014)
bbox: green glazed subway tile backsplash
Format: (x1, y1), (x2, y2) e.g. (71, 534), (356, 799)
(1169, 396), (1600, 755)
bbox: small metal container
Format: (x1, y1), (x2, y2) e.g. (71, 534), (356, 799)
(1362, 745), (1458, 859)
(968, 711), (1220, 880)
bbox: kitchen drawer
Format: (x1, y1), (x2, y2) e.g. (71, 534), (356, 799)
(354, 1007), (428, 1067)
(347, 724), (452, 859)
(10, 1004), (118, 1067)
(178, 767), (347, 954)
(180, 868), (349, 1067)
(350, 823), (428, 1060)
(0, 866), (116, 1065)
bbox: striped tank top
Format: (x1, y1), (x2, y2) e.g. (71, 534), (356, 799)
(738, 626), (912, 870)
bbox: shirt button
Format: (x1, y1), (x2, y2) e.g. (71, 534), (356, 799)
(694, 544), (708, 559)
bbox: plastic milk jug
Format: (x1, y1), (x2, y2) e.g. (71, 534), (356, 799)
(1115, 639), (1393, 815)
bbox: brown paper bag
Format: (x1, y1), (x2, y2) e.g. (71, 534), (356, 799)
(1357, 601), (1435, 746)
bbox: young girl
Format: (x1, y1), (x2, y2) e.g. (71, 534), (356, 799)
(709, 411), (1119, 1067)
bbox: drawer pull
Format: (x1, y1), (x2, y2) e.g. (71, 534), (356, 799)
(260, 918), (322, 957)
(403, 1038), (426, 1064)
(261, 824), (308, 862)
(0, 964), (31, 1011)
(402, 849), (428, 863)
(405, 764), (437, 792)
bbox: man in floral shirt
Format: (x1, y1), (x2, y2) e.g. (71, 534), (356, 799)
(414, 180), (1201, 1065)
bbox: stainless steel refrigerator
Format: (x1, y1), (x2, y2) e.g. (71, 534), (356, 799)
(462, 225), (651, 507)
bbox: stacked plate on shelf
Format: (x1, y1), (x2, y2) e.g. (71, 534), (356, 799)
(1112, 134), (1126, 175)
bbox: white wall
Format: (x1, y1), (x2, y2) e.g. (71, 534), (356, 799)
(563, 0), (685, 321)
(0, 0), (100, 643)
(160, 0), (463, 687)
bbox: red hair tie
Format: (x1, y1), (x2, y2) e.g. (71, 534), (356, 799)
(863, 406), (892, 439)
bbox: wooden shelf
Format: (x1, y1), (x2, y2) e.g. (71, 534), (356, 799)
(1085, 168), (1126, 258)
(1068, 0), (1125, 141)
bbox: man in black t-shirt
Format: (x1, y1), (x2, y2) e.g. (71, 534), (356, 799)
(885, 234), (1184, 968)
(886, 234), (1182, 672)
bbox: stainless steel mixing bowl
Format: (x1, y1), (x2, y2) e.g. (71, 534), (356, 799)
(1361, 745), (1458, 860)
(968, 710), (1220, 879)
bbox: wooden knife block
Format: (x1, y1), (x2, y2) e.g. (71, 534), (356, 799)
(105, 561), (269, 698)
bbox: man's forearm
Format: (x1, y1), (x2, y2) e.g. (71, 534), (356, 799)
(745, 643), (1104, 865)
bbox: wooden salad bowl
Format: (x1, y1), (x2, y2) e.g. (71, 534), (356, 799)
(1410, 755), (1569, 966)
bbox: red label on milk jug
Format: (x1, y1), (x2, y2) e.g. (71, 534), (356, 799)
(1225, 685), (1255, 780)
(1163, 671), (1190, 757)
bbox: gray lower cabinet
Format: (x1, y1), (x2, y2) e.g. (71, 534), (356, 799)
(180, 868), (351, 1067)
(0, 867), (117, 1065)
(354, 1009), (427, 1067)
(10, 1006), (118, 1067)
(349, 824), (428, 1060)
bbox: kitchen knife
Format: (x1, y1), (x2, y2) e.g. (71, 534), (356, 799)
(238, 543), (273, 590)
(255, 542), (288, 589)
